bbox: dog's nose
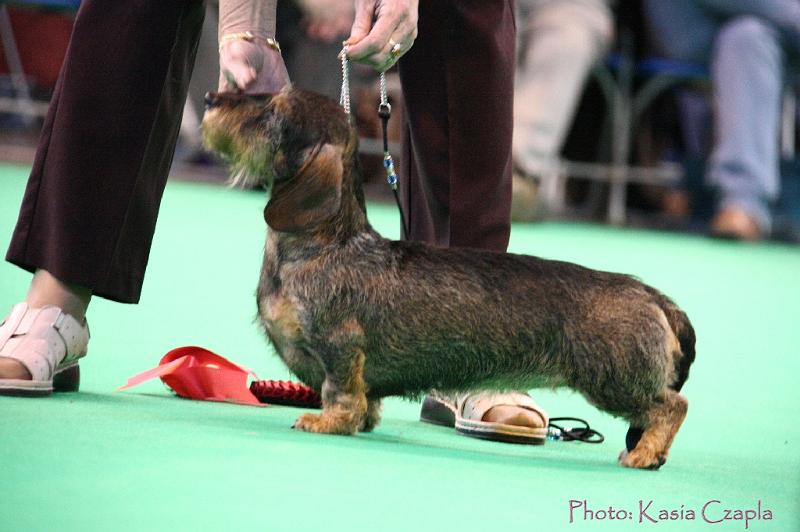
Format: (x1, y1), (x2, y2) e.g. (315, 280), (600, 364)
(204, 92), (220, 109)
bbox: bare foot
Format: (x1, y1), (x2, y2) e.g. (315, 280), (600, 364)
(27, 270), (91, 322)
(0, 358), (32, 380)
(482, 404), (546, 428)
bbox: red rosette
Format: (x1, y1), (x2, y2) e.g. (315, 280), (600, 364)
(249, 379), (322, 408)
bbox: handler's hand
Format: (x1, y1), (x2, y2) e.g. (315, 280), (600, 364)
(345, 0), (418, 71)
(218, 39), (290, 93)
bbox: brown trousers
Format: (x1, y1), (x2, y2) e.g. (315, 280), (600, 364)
(399, 0), (515, 252)
(6, 0), (513, 304)
(5, 0), (204, 303)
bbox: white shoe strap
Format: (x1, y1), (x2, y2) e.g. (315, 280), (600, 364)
(0, 302), (28, 347)
(0, 303), (89, 381)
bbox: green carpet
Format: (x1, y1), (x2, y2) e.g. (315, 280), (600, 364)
(1, 163), (798, 531)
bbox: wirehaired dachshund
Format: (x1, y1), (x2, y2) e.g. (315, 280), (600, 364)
(202, 87), (696, 469)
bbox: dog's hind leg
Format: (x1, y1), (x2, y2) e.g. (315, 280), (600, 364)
(293, 327), (369, 435)
(619, 389), (688, 469)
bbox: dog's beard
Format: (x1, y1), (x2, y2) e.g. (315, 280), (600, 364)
(202, 118), (274, 189)
(228, 166), (257, 189)
(226, 145), (273, 189)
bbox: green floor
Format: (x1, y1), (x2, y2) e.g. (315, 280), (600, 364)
(1, 163), (799, 531)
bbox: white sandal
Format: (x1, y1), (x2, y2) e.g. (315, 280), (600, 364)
(421, 390), (549, 444)
(455, 391), (549, 445)
(0, 303), (89, 396)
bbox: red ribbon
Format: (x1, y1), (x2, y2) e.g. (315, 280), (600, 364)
(117, 346), (264, 407)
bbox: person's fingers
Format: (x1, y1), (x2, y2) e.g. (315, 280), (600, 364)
(346, 12), (396, 64)
(388, 21), (417, 59)
(219, 40), (257, 91)
(353, 29), (415, 72)
(219, 67), (247, 92)
(247, 55), (290, 93)
(346, 0), (418, 71)
(218, 40), (289, 93)
(347, 0), (377, 47)
(236, 69), (257, 90)
(223, 63), (256, 91)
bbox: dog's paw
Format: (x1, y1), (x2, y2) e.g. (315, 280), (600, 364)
(293, 413), (326, 433)
(359, 401), (382, 432)
(618, 449), (667, 470)
(359, 416), (378, 433)
(292, 412), (358, 434)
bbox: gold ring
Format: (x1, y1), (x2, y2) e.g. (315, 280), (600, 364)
(390, 42), (403, 58)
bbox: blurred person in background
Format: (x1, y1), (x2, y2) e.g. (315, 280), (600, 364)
(644, 0), (800, 241)
(512, 0), (614, 220)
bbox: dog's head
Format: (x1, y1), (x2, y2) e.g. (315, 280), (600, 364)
(202, 87), (360, 233)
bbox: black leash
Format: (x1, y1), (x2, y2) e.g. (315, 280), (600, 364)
(340, 48), (409, 240)
(547, 417), (605, 443)
(377, 87), (410, 240)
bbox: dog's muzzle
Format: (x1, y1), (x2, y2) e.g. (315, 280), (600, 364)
(204, 91), (274, 111)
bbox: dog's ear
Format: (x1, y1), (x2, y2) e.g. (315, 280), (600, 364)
(264, 143), (343, 232)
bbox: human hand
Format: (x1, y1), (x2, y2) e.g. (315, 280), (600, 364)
(218, 39), (290, 93)
(296, 0), (354, 43)
(345, 0), (419, 71)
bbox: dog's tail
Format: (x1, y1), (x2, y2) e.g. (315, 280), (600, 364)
(655, 295), (696, 392)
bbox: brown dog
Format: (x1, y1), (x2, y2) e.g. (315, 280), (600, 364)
(202, 87), (696, 469)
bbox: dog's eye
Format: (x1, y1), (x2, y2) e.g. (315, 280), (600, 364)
(273, 151), (288, 177)
(245, 94), (272, 104)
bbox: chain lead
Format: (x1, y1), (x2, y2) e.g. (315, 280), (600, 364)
(339, 47), (351, 115)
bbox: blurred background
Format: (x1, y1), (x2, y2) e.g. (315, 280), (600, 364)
(2, 5), (799, 529)
(1, 0), (799, 243)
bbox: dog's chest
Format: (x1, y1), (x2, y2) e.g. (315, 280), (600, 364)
(258, 292), (304, 350)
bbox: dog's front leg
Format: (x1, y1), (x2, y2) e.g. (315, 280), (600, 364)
(293, 350), (368, 434)
(293, 322), (369, 435)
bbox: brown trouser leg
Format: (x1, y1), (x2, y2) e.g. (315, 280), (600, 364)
(6, 0), (205, 303)
(398, 0), (515, 252)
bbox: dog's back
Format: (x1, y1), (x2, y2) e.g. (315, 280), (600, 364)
(302, 237), (691, 401)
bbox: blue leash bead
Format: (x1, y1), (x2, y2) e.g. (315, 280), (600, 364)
(384, 153), (397, 189)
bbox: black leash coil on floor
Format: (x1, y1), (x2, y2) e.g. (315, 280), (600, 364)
(548, 417), (605, 443)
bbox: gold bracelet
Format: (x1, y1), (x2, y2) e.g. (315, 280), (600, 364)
(219, 31), (281, 54)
